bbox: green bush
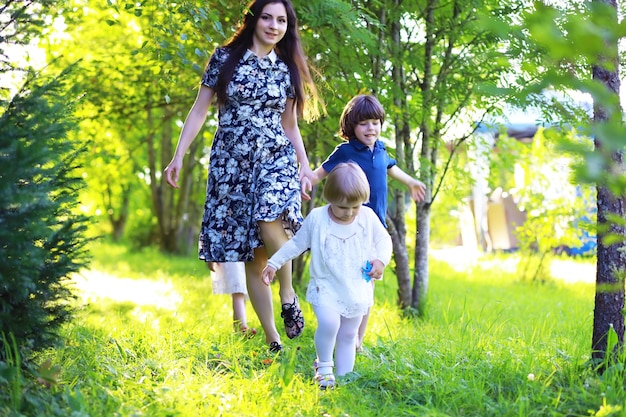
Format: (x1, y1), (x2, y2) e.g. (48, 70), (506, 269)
(0, 68), (91, 357)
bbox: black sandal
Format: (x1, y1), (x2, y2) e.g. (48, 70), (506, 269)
(269, 341), (283, 353)
(281, 295), (304, 339)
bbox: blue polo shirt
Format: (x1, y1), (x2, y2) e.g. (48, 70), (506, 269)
(321, 138), (397, 227)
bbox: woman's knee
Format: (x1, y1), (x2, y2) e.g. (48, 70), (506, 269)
(258, 221), (288, 252)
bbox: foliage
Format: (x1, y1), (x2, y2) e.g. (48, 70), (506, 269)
(0, 1), (56, 77)
(40, 0), (222, 251)
(503, 1), (626, 187)
(28, 0), (625, 334)
(2, 241), (620, 416)
(0, 66), (91, 357)
(489, 131), (596, 281)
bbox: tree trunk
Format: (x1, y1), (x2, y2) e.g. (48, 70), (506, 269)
(148, 103), (204, 254)
(590, 0), (625, 365)
(592, 184), (626, 362)
(174, 132), (202, 254)
(412, 0), (437, 312)
(387, 215), (411, 308)
(109, 185), (130, 242)
(413, 202), (431, 312)
(388, 0), (413, 310)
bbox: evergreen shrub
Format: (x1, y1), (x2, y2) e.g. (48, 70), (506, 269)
(0, 69), (91, 357)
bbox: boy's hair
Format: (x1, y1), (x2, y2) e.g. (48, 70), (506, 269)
(339, 94), (386, 140)
(323, 162), (370, 204)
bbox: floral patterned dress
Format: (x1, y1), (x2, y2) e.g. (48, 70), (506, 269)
(198, 47), (303, 262)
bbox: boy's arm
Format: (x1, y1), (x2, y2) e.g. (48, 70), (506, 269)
(388, 165), (426, 202)
(312, 166), (328, 186)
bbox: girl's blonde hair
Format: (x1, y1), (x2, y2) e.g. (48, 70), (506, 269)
(323, 162), (370, 205)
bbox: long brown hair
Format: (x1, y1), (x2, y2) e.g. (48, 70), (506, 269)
(214, 0), (323, 121)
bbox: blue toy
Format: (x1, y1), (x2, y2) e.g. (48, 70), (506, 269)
(362, 260), (372, 282)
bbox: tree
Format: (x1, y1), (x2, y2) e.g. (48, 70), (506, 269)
(589, 0), (625, 365)
(43, 1), (224, 251)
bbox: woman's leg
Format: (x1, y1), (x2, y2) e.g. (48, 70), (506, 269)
(258, 219), (304, 338)
(257, 220), (296, 304)
(335, 315), (362, 376)
(245, 248), (281, 345)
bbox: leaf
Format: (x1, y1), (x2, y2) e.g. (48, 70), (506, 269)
(36, 358), (61, 387)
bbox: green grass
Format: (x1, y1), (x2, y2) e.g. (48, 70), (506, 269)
(2, 241), (625, 416)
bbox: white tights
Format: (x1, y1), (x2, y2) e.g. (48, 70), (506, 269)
(312, 305), (362, 376)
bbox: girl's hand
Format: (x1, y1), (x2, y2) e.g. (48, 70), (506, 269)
(368, 259), (386, 281)
(261, 265), (277, 286)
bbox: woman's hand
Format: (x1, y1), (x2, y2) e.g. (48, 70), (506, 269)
(299, 164), (314, 201)
(164, 157), (183, 189)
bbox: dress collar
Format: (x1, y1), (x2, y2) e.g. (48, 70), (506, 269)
(243, 49), (278, 63)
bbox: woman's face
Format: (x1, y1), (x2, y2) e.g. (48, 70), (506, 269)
(253, 2), (288, 50)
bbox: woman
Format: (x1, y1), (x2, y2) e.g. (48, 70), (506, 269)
(164, 0), (323, 352)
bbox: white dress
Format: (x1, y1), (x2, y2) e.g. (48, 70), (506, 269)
(211, 262), (247, 295)
(267, 205), (392, 318)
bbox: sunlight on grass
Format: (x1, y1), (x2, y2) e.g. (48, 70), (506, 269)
(72, 269), (183, 310)
(431, 246), (596, 284)
(6, 241), (619, 417)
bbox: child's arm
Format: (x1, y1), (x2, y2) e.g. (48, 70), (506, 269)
(366, 259), (386, 281)
(261, 238), (306, 285)
(366, 208), (394, 281)
(261, 214), (314, 285)
(388, 165), (426, 202)
(261, 265), (278, 285)
(312, 167), (328, 186)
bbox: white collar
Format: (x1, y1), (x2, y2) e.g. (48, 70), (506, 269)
(243, 49), (278, 63)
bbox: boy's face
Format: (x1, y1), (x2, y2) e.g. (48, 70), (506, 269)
(354, 119), (381, 148)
